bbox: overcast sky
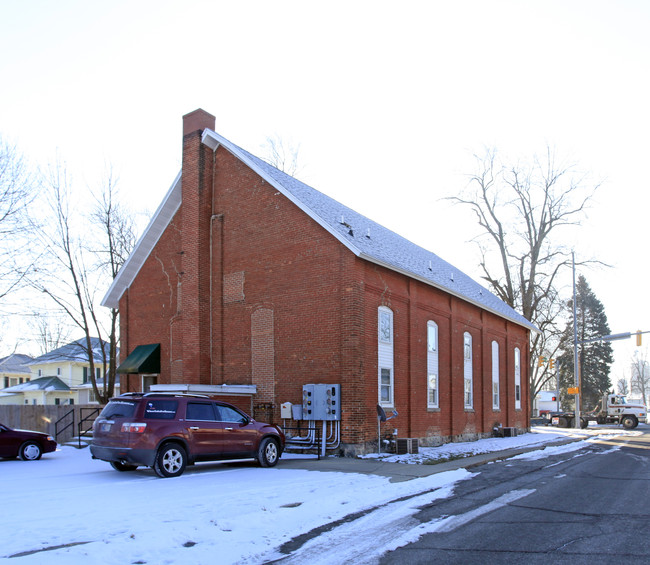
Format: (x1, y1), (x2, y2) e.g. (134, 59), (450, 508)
(1, 0), (649, 382)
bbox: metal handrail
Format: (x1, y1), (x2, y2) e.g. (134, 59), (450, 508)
(77, 407), (100, 448)
(54, 409), (75, 443)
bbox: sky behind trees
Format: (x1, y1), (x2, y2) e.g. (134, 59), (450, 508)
(1, 1), (649, 381)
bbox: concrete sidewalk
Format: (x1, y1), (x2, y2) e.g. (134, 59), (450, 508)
(278, 437), (581, 482)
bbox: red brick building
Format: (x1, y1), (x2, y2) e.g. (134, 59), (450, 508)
(103, 109), (537, 454)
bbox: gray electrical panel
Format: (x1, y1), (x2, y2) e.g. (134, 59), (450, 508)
(302, 384), (341, 421)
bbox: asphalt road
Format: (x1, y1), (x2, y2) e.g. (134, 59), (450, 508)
(380, 426), (650, 564)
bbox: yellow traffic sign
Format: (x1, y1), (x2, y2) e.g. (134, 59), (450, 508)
(567, 387), (580, 395)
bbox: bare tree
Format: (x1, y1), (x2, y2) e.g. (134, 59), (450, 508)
(27, 312), (74, 355)
(630, 350), (650, 406)
(0, 136), (38, 302)
(32, 161), (136, 403)
(262, 134), (301, 176)
(617, 378), (630, 396)
(87, 168), (137, 401)
(447, 147), (599, 412)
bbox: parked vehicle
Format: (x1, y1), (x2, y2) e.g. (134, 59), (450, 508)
(90, 393), (285, 478)
(0, 423), (58, 460)
(551, 393), (647, 430)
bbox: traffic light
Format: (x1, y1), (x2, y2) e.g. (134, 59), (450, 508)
(537, 356), (547, 368)
(549, 358), (555, 370)
(637, 331), (642, 347)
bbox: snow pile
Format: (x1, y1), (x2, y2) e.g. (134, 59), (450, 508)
(361, 425), (629, 464)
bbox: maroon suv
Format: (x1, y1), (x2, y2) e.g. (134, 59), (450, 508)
(90, 393), (285, 478)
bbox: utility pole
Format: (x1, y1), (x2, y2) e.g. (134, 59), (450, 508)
(572, 252), (581, 429)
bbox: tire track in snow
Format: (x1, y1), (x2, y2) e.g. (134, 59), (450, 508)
(271, 488), (535, 565)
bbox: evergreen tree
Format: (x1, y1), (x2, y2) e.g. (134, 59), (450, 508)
(557, 275), (613, 410)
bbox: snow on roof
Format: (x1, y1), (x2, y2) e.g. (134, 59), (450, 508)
(27, 338), (109, 366)
(3, 376), (70, 393)
(103, 129), (537, 334)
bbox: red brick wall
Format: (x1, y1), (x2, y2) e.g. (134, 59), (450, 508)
(119, 120), (530, 449)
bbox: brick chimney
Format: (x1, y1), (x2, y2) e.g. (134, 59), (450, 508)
(176, 109), (216, 384)
(182, 108), (215, 136)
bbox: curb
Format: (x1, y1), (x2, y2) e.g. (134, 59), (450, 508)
(278, 437), (584, 482)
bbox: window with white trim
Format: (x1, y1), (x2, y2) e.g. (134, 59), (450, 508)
(378, 307), (394, 407)
(380, 368), (392, 404)
(427, 321), (439, 408)
(492, 341), (500, 410)
(463, 332), (473, 408)
(514, 347), (521, 409)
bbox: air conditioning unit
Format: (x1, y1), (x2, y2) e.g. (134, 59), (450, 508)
(396, 438), (419, 454)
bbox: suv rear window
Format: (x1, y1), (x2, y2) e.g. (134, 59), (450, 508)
(144, 399), (178, 420)
(99, 400), (137, 419)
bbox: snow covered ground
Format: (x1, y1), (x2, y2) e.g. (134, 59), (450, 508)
(0, 425), (638, 565)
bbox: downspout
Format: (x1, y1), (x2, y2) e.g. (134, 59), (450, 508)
(209, 147), (224, 385)
(209, 149), (216, 385)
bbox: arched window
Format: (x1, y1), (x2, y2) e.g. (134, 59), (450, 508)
(378, 306), (394, 407)
(427, 321), (439, 408)
(492, 341), (500, 410)
(514, 347), (521, 410)
(463, 332), (473, 409)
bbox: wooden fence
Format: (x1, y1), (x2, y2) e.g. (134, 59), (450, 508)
(0, 404), (101, 441)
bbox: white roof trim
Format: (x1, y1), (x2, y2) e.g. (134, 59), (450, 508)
(102, 127), (536, 334)
(102, 172), (182, 309)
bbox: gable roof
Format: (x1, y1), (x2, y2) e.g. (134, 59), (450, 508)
(28, 338), (109, 366)
(3, 376), (70, 393)
(0, 353), (33, 375)
(103, 129), (537, 334)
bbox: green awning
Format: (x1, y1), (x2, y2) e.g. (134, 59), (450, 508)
(117, 343), (160, 374)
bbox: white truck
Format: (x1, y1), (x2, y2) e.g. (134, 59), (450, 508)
(551, 393), (646, 430)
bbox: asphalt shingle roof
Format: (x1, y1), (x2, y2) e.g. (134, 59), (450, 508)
(207, 132), (538, 334)
(28, 338), (108, 365)
(0, 353), (33, 374)
(104, 128), (537, 334)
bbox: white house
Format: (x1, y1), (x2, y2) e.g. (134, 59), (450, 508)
(0, 338), (118, 405)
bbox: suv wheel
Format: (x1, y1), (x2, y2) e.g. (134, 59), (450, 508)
(257, 437), (279, 467)
(154, 444), (187, 478)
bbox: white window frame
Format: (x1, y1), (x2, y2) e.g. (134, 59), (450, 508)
(463, 332), (473, 409)
(427, 321), (439, 408)
(378, 306), (394, 407)
(379, 308), (392, 343)
(492, 341), (500, 410)
(514, 347), (521, 410)
(380, 367), (392, 405)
